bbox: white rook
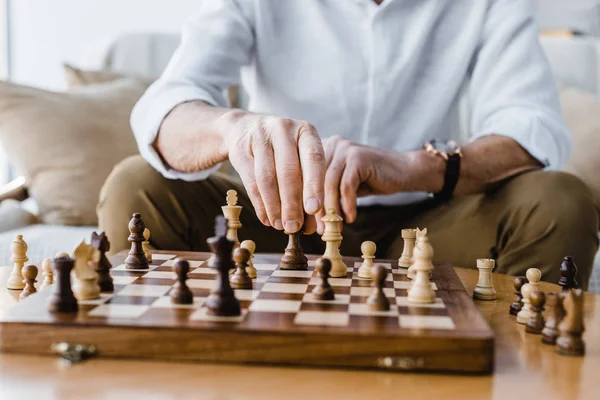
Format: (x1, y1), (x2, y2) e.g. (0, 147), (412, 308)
(473, 259), (497, 301)
(398, 229), (416, 269)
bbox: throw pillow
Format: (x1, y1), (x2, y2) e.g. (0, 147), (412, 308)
(0, 78), (149, 225)
(560, 85), (600, 211)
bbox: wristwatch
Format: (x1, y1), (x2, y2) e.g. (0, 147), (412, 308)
(424, 139), (462, 202)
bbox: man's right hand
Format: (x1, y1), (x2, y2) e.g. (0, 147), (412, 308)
(223, 111), (326, 234)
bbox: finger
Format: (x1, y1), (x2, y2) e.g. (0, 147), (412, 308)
(297, 123), (326, 215)
(324, 146), (346, 216)
(314, 208), (326, 235)
(340, 164), (360, 223)
(324, 135), (343, 167)
(303, 214), (317, 235)
(272, 120), (304, 233)
(253, 139), (283, 230)
(230, 154), (269, 226)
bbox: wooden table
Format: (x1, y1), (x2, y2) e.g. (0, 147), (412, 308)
(0, 267), (597, 400)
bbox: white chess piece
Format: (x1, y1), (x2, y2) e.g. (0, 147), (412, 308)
(39, 257), (54, 291)
(321, 209), (347, 277)
(473, 259), (497, 300)
(407, 228), (426, 280)
(240, 240), (256, 279)
(358, 241), (376, 279)
(7, 234), (28, 290)
(209, 189), (243, 267)
(71, 240), (101, 300)
(516, 268), (542, 324)
(143, 228), (152, 263)
(407, 229), (436, 304)
(398, 229), (416, 268)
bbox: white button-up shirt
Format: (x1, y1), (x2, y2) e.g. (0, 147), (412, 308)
(131, 0), (570, 207)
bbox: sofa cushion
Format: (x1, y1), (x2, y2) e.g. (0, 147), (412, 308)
(0, 78), (149, 225)
(561, 85), (600, 211)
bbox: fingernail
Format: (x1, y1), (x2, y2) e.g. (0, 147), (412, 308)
(274, 219), (283, 230)
(285, 220), (300, 233)
(262, 219), (271, 227)
(305, 197), (320, 214)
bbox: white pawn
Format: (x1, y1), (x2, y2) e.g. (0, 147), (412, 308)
(358, 241), (376, 279)
(473, 259), (497, 300)
(516, 268), (542, 324)
(240, 240), (257, 279)
(7, 234), (28, 290)
(407, 229), (436, 304)
(39, 257), (54, 291)
(143, 228), (152, 263)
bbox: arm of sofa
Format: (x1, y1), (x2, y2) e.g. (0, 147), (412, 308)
(0, 176), (29, 202)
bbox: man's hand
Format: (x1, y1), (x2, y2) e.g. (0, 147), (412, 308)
(224, 112), (326, 234)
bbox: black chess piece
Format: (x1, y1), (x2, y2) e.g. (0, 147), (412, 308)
(559, 256), (578, 294)
(231, 248), (253, 290)
(312, 258), (335, 301)
(542, 292), (565, 345)
(125, 213), (149, 270)
(47, 256), (78, 313)
(509, 276), (528, 315)
(280, 231), (308, 270)
(205, 216), (241, 317)
(367, 264), (390, 311)
(171, 259), (194, 305)
(91, 231), (114, 292)
(526, 291), (546, 334)
(19, 264), (38, 300)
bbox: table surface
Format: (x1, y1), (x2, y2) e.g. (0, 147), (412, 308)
(0, 264), (597, 400)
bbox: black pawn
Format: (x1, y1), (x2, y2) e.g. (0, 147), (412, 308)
(312, 258), (335, 301)
(367, 264), (390, 311)
(91, 231), (114, 292)
(231, 248), (253, 290)
(280, 231), (308, 270)
(559, 256), (578, 294)
(171, 259), (193, 305)
(525, 291), (546, 334)
(47, 256), (78, 313)
(125, 213), (149, 270)
(509, 276), (528, 316)
(204, 216), (241, 317)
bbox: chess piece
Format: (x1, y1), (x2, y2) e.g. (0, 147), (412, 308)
(367, 264), (390, 311)
(558, 256), (578, 294)
(171, 259), (193, 304)
(357, 241), (376, 279)
(321, 209), (347, 277)
(231, 247), (253, 290)
(398, 228), (416, 268)
(204, 216), (241, 316)
(47, 255), (78, 313)
(509, 276), (527, 315)
(143, 228), (153, 263)
(7, 234), (28, 290)
(516, 268), (541, 324)
(473, 259), (497, 301)
(542, 292), (565, 345)
(91, 232), (114, 292)
(312, 257), (335, 301)
(240, 240), (257, 279)
(223, 189), (242, 246)
(525, 290), (546, 334)
(125, 213), (149, 269)
(19, 264), (38, 300)
(407, 228), (426, 280)
(407, 229), (436, 304)
(556, 289), (585, 356)
(280, 231), (308, 270)
(39, 258), (54, 291)
(71, 241), (101, 301)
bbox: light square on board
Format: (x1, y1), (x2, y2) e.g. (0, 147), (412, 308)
(88, 304), (150, 318)
(262, 282), (308, 294)
(142, 271), (176, 280)
(187, 280), (216, 289)
(112, 264), (159, 272)
(160, 259), (204, 268)
(308, 277), (352, 287)
(151, 253), (177, 261)
(249, 299), (302, 313)
(350, 287), (396, 298)
(117, 284), (172, 297)
(272, 270), (313, 278)
(395, 297), (445, 308)
(301, 293), (350, 305)
(111, 275), (139, 285)
(348, 303), (398, 317)
(191, 267), (217, 275)
(190, 308), (248, 322)
(254, 264), (278, 271)
(77, 293), (113, 305)
(393, 281), (438, 290)
(351, 271), (393, 281)
(234, 289), (260, 301)
(151, 295), (203, 309)
(294, 311), (349, 327)
(353, 262), (392, 270)
(392, 268), (409, 275)
(399, 315), (456, 330)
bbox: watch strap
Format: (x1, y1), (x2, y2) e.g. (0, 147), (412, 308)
(434, 153), (461, 202)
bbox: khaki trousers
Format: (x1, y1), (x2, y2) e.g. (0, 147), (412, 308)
(98, 156), (599, 289)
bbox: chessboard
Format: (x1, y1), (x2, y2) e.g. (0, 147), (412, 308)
(0, 250), (494, 373)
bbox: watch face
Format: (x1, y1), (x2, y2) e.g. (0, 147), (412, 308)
(429, 139), (459, 154)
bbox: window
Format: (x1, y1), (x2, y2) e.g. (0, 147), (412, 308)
(0, 0), (9, 80)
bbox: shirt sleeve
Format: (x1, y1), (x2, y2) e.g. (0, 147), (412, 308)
(469, 0), (571, 169)
(130, 0), (254, 181)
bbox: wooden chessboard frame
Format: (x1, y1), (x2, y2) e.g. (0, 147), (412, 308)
(0, 251), (494, 373)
